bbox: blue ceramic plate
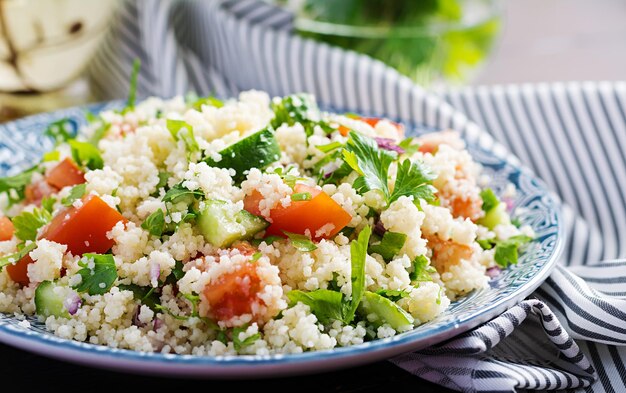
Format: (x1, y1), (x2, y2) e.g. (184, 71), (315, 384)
(0, 102), (563, 378)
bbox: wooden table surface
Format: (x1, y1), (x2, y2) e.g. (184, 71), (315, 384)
(0, 342), (451, 392)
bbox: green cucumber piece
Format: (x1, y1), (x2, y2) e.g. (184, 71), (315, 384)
(478, 203), (511, 230)
(205, 127), (281, 182)
(35, 281), (71, 319)
(198, 200), (269, 248)
(358, 291), (414, 330)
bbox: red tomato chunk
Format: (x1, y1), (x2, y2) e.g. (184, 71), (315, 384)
(244, 184), (352, 240)
(203, 264), (262, 322)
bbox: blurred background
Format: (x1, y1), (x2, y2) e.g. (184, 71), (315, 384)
(0, 0), (624, 121)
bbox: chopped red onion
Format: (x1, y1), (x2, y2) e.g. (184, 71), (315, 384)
(503, 197), (514, 212)
(63, 291), (82, 316)
(374, 220), (387, 237)
(486, 266), (501, 278)
(375, 137), (404, 154)
(150, 262), (161, 284)
(322, 162), (340, 179)
(132, 305), (146, 328)
(153, 317), (164, 331)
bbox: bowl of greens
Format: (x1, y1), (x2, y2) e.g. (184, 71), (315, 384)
(279, 0), (502, 86)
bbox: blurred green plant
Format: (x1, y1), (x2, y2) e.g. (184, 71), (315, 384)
(282, 0), (501, 85)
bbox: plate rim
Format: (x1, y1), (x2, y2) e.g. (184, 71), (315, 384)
(0, 101), (564, 377)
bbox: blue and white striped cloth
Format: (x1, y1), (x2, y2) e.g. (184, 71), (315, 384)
(86, 1), (626, 391)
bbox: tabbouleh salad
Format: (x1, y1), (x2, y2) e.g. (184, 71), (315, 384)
(0, 81), (532, 355)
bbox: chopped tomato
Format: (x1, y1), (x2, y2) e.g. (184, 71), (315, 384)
(243, 191), (263, 217)
(40, 194), (125, 257)
(46, 158), (85, 190)
(25, 180), (57, 206)
(203, 264), (262, 322)
(244, 184), (352, 240)
(6, 255), (32, 286)
(7, 195), (124, 286)
(338, 116), (404, 138)
(0, 216), (14, 241)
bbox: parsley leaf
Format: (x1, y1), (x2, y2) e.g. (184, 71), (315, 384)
(162, 183), (204, 204)
(232, 325), (262, 351)
(119, 284), (160, 311)
(287, 289), (345, 324)
(343, 131), (435, 206)
(61, 183), (86, 207)
(45, 118), (76, 144)
(316, 141), (343, 153)
(0, 243), (36, 270)
(172, 260), (185, 280)
(155, 171), (170, 190)
(344, 226), (371, 324)
(41, 196), (56, 213)
(410, 255), (435, 282)
(343, 131), (395, 199)
(284, 231), (318, 252)
(389, 159), (436, 204)
(166, 119), (200, 156)
(73, 254), (118, 295)
(271, 94), (323, 137)
(477, 239), (495, 250)
(480, 188), (499, 213)
(398, 137), (420, 155)
(69, 140), (104, 170)
(0, 166), (40, 205)
(12, 207), (52, 241)
(375, 288), (411, 302)
(494, 235), (532, 268)
(141, 209), (166, 237)
(368, 231), (406, 261)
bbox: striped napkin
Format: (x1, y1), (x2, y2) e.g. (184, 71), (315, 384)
(86, 1), (626, 391)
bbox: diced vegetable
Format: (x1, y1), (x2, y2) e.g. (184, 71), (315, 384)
(339, 116), (404, 138)
(343, 131), (435, 206)
(202, 263), (262, 322)
(494, 235), (532, 268)
(205, 127), (281, 182)
(477, 188), (510, 230)
(40, 195), (125, 256)
(45, 158), (85, 190)
(344, 226), (371, 323)
(73, 253), (118, 295)
(0, 216), (14, 241)
(35, 280), (71, 318)
(198, 200), (269, 248)
(6, 254), (32, 286)
(287, 289), (344, 324)
(61, 184), (87, 207)
(11, 207), (52, 241)
(478, 203), (510, 230)
(284, 232), (318, 252)
(25, 180), (56, 206)
(2, 243), (36, 286)
(358, 291), (414, 330)
(245, 184), (351, 240)
(410, 255), (436, 282)
(368, 231), (407, 261)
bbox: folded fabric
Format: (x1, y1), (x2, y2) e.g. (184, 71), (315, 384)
(86, 1), (626, 392)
